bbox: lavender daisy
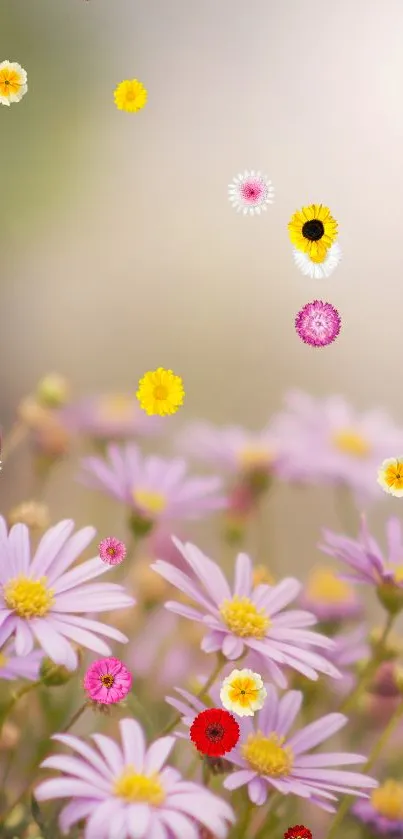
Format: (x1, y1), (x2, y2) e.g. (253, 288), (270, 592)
(152, 540), (341, 685)
(270, 390), (403, 500)
(178, 422), (280, 480)
(299, 565), (363, 623)
(79, 443), (226, 534)
(353, 780), (403, 835)
(320, 517), (403, 608)
(59, 393), (162, 441)
(0, 517), (134, 670)
(223, 684), (377, 810)
(35, 718), (235, 838)
(0, 643), (44, 681)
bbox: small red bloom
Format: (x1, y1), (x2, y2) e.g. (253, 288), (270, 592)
(190, 708), (240, 757)
(284, 826), (313, 839)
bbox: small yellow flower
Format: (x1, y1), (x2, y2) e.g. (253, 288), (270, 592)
(220, 668), (267, 717)
(377, 458), (403, 497)
(114, 79), (147, 113)
(288, 204), (338, 262)
(0, 61), (28, 106)
(136, 368), (184, 416)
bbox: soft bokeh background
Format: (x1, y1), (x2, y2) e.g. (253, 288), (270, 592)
(2, 0), (403, 575)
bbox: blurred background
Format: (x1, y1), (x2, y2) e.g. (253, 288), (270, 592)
(2, 0), (403, 574)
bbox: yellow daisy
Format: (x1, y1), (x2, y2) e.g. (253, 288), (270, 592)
(0, 61), (28, 106)
(377, 457), (403, 497)
(136, 368), (184, 416)
(288, 204), (338, 262)
(113, 79), (147, 113)
(220, 668), (267, 717)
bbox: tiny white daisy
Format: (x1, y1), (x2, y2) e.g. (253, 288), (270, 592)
(220, 668), (267, 717)
(228, 170), (274, 216)
(293, 242), (342, 279)
(0, 61), (28, 106)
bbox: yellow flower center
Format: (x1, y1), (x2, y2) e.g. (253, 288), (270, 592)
(219, 596), (270, 638)
(383, 462), (403, 490)
(371, 780), (403, 820)
(100, 673), (115, 688)
(3, 576), (55, 619)
(252, 566), (275, 587)
(0, 653), (8, 668)
(391, 565), (403, 584)
(332, 429), (371, 458)
(238, 446), (273, 471)
(0, 69), (22, 95)
(113, 766), (165, 805)
(227, 675), (261, 707)
(132, 489), (166, 516)
(153, 385), (168, 400)
(241, 732), (294, 776)
(99, 395), (134, 422)
(306, 567), (353, 603)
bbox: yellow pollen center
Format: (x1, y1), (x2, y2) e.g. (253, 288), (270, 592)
(241, 732), (294, 776)
(384, 462), (403, 490)
(132, 488), (167, 516)
(0, 653), (8, 668)
(219, 596), (270, 638)
(113, 766), (165, 805)
(332, 429), (371, 458)
(391, 564), (403, 584)
(107, 547), (117, 556)
(99, 395), (134, 421)
(306, 567), (353, 603)
(153, 385), (168, 400)
(100, 673), (115, 688)
(3, 576), (55, 619)
(238, 446), (273, 471)
(228, 676), (260, 706)
(371, 780), (403, 820)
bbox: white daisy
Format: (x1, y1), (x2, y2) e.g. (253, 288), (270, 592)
(0, 61), (28, 106)
(228, 170), (274, 215)
(293, 242), (342, 279)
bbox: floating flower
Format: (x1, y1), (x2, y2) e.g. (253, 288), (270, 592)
(270, 391), (403, 502)
(377, 457), (403, 497)
(228, 170), (274, 215)
(353, 779), (403, 836)
(99, 537), (127, 566)
(152, 540), (341, 685)
(0, 643), (44, 682)
(136, 368), (184, 416)
(35, 719), (235, 838)
(0, 61), (28, 106)
(295, 300), (341, 347)
(0, 517), (134, 670)
(80, 443), (225, 533)
(224, 683), (377, 810)
(114, 78), (147, 112)
(220, 668), (267, 717)
(59, 393), (162, 441)
(288, 204), (338, 261)
(293, 242), (342, 279)
(190, 708), (240, 757)
(83, 657), (132, 705)
(299, 565), (362, 623)
(284, 825), (313, 839)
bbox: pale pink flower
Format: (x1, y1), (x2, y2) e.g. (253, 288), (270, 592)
(0, 642), (44, 681)
(59, 393), (162, 440)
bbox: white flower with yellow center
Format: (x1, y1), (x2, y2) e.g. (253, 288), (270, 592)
(293, 242), (342, 279)
(220, 668), (266, 717)
(0, 61), (27, 106)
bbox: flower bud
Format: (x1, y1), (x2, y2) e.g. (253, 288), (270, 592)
(128, 512), (154, 540)
(377, 582), (403, 616)
(369, 627), (403, 660)
(40, 652), (82, 686)
(36, 374), (70, 408)
(7, 501), (50, 531)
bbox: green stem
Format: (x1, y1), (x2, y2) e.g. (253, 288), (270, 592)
(326, 700), (403, 839)
(0, 679), (42, 732)
(340, 612), (395, 713)
(60, 701), (88, 733)
(157, 655), (226, 737)
(127, 693), (155, 735)
(234, 799), (254, 838)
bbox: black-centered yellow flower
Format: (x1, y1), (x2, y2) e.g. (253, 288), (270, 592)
(288, 204), (338, 262)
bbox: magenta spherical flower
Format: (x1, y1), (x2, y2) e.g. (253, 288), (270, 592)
(295, 300), (341, 347)
(84, 657), (132, 705)
(99, 537), (127, 566)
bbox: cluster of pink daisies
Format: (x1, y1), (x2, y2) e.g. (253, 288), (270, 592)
(1, 383), (403, 839)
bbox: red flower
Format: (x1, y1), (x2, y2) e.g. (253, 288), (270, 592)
(284, 826), (312, 839)
(190, 708), (240, 757)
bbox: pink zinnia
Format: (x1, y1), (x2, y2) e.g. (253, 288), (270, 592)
(35, 718), (235, 838)
(224, 683), (377, 810)
(99, 537), (127, 566)
(84, 657), (132, 705)
(295, 300), (341, 347)
(152, 539), (341, 685)
(0, 517), (134, 671)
